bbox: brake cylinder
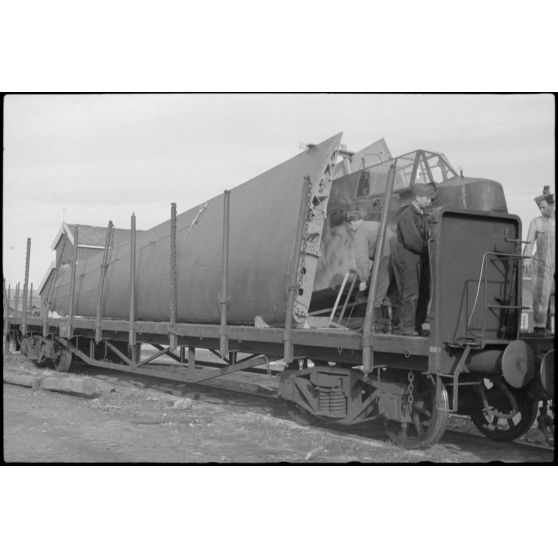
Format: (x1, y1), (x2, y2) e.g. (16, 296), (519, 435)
(465, 340), (535, 388)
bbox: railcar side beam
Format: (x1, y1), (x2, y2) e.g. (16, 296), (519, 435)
(16, 314), (432, 357)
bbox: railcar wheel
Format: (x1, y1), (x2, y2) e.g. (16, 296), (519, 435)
(32, 358), (50, 368)
(469, 379), (539, 442)
(54, 346), (73, 372)
(386, 377), (449, 450)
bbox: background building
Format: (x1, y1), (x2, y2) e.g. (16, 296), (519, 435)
(37, 222), (144, 302)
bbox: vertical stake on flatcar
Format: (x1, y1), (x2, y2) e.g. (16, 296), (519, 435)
(67, 225), (79, 338)
(44, 256), (61, 337)
(219, 190), (231, 357)
(169, 202), (178, 351)
(95, 220), (114, 343)
(362, 162), (396, 373)
(22, 238), (31, 336)
(129, 214), (137, 350)
(3, 279), (9, 354)
(15, 283), (20, 318)
(284, 176), (312, 364)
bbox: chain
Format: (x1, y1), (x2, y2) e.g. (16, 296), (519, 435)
(407, 370), (415, 410)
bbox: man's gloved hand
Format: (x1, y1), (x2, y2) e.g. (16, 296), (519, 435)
(359, 281), (367, 292)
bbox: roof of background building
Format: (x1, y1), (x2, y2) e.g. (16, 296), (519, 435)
(51, 223), (144, 250)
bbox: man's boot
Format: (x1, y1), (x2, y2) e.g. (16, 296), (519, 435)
(391, 304), (402, 334)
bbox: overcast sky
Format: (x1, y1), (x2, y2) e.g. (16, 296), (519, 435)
(3, 93), (555, 289)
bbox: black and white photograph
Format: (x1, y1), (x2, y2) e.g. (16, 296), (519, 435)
(2, 3), (557, 558)
(3, 93), (555, 464)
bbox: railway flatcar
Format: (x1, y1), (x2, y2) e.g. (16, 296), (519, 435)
(4, 134), (554, 449)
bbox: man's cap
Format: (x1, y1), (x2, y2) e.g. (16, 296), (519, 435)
(534, 185), (554, 206)
(412, 182), (437, 199)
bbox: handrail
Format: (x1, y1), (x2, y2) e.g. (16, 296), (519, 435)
(467, 250), (524, 340)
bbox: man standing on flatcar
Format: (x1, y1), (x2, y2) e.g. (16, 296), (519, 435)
(390, 183), (437, 336)
(523, 186), (555, 335)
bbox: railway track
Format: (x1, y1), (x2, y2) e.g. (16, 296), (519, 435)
(65, 359), (554, 463)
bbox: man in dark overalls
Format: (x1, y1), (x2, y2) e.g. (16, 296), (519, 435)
(390, 183), (437, 336)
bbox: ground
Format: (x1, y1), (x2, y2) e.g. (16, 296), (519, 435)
(2, 354), (554, 463)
